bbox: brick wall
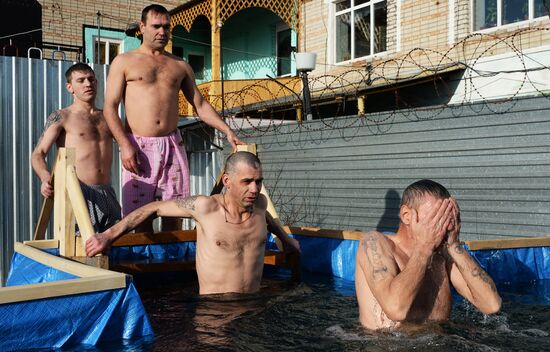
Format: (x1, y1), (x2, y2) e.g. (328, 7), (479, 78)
(302, 0), (550, 82)
(38, 0), (182, 61)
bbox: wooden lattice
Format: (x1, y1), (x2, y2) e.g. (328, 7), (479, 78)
(218, 0), (300, 31)
(171, 0), (300, 32)
(171, 0), (212, 32)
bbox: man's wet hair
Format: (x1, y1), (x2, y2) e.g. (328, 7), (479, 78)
(141, 4), (169, 23)
(225, 151), (261, 175)
(401, 179), (451, 208)
(65, 63), (94, 83)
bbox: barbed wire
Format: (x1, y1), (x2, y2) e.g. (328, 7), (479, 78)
(182, 26), (550, 139)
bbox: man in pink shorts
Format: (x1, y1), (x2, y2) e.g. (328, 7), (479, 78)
(104, 5), (243, 232)
(122, 131), (189, 216)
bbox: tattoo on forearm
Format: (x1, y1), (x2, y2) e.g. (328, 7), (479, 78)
(37, 110), (63, 144)
(472, 267), (497, 292)
(123, 208), (148, 232)
(363, 234), (388, 280)
(176, 196), (198, 210)
(453, 243), (465, 254)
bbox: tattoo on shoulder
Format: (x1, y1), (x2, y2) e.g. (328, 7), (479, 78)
(362, 233), (389, 280)
(176, 196), (198, 211)
(37, 110), (63, 144)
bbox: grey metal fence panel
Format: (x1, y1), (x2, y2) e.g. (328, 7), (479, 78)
(237, 96), (550, 241)
(0, 57), (221, 285)
(0, 57), (114, 286)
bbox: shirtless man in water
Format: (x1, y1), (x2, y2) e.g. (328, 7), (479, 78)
(104, 4), (243, 232)
(86, 151), (300, 294)
(355, 179), (501, 330)
(32, 63), (120, 232)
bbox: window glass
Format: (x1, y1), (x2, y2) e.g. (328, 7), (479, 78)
(336, 13), (352, 62)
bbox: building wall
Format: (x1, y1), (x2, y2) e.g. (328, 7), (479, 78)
(37, 0), (182, 61)
(303, 0), (550, 90)
(234, 95), (550, 241)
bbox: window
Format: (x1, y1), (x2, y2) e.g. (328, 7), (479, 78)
(188, 54), (205, 80)
(93, 37), (121, 65)
(277, 25), (292, 76)
(334, 0), (387, 63)
(474, 0), (549, 30)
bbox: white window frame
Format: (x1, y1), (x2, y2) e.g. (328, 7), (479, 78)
(333, 0), (388, 64)
(472, 0), (549, 32)
(276, 22), (293, 77)
(93, 36), (123, 65)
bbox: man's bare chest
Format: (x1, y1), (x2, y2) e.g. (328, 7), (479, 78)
(126, 62), (182, 87)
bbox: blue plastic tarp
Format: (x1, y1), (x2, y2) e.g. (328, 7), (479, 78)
(279, 234), (550, 285)
(0, 251), (154, 351)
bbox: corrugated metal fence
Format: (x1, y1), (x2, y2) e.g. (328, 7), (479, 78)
(0, 57), (221, 285)
(242, 96), (550, 241)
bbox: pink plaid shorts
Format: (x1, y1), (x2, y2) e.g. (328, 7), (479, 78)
(122, 131), (190, 216)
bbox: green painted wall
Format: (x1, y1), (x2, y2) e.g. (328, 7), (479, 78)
(83, 27), (141, 64)
(171, 8), (296, 83)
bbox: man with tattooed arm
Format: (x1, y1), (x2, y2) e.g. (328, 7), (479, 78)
(355, 179), (501, 330)
(32, 63), (121, 232)
(86, 151), (300, 294)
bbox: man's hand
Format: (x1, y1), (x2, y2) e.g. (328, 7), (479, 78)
(120, 143), (140, 174)
(410, 198), (453, 253)
(281, 235), (301, 254)
(447, 197), (461, 246)
(86, 232), (112, 257)
(40, 177), (53, 198)
(225, 129), (245, 151)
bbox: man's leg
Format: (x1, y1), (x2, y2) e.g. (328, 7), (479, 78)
(159, 132), (190, 232)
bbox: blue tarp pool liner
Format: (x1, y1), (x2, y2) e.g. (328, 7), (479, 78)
(27, 234), (548, 288)
(275, 234), (550, 285)
(0, 249), (154, 351)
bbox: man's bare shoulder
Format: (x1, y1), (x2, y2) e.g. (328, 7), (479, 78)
(43, 109), (67, 128)
(175, 195), (219, 213)
(359, 231), (396, 257)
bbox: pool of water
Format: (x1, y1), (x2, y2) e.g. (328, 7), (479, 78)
(73, 270), (550, 352)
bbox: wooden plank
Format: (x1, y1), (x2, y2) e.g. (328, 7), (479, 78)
(14, 242), (120, 278)
(0, 275), (126, 305)
(54, 148), (77, 256)
(285, 226), (366, 241)
(33, 156), (57, 240)
(24, 239), (59, 249)
(466, 236), (550, 250)
(33, 197), (53, 240)
(69, 256), (109, 269)
(111, 230), (198, 246)
(65, 163), (95, 255)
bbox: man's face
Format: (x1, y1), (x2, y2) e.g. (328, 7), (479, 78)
(141, 11), (170, 50)
(226, 162), (263, 208)
(413, 194), (456, 235)
(67, 71), (96, 103)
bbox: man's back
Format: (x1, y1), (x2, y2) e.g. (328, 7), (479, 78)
(194, 194), (269, 295)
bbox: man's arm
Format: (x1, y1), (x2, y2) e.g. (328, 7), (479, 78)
(359, 232), (434, 321)
(266, 212), (301, 254)
(103, 55), (139, 174)
(447, 243), (502, 314)
(85, 195), (203, 256)
(31, 110), (64, 198)
(445, 199), (501, 314)
(358, 199), (453, 321)
(180, 64), (243, 150)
